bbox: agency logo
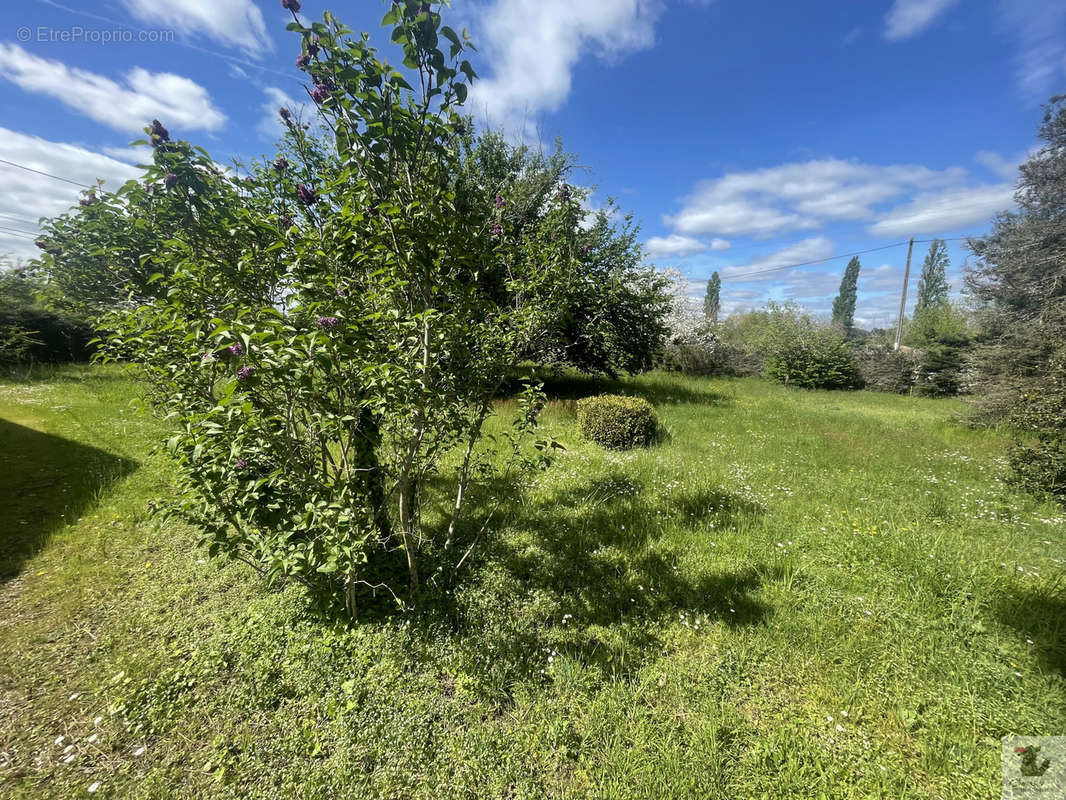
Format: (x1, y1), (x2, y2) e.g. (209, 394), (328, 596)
(1002, 737), (1066, 799)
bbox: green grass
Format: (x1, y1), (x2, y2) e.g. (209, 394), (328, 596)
(1, 365), (1063, 799)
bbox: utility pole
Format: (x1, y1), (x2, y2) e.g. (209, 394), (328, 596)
(893, 237), (915, 351)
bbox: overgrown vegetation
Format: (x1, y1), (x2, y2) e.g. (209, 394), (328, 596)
(27, 3), (673, 611)
(966, 94), (1066, 500)
(0, 266), (94, 368)
(2, 366), (1063, 799)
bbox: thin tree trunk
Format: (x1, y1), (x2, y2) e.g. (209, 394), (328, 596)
(397, 476), (420, 593)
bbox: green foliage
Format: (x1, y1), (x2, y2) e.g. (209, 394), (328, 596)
(1006, 357), (1066, 502)
(966, 94), (1066, 420)
(0, 266), (94, 367)
(661, 323), (719, 375)
(915, 239), (950, 314)
(460, 133), (672, 377)
(1009, 436), (1066, 502)
(703, 271), (721, 322)
(741, 303), (858, 390)
(853, 344), (919, 393)
(906, 303), (970, 397)
(81, 4), (590, 610)
(831, 256), (860, 334)
(576, 394), (658, 449)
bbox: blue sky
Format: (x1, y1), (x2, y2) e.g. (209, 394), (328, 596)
(1, 0), (1063, 327)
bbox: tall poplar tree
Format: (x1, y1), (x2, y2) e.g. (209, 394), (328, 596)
(915, 239), (950, 313)
(703, 271), (721, 322)
(831, 256), (861, 334)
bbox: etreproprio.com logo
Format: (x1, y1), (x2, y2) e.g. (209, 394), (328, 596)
(16, 26), (175, 44)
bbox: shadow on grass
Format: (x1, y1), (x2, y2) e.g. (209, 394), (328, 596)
(501, 368), (732, 407)
(431, 471), (770, 690)
(995, 584), (1066, 678)
(0, 418), (138, 582)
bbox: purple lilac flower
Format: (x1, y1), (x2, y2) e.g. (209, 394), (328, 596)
(235, 458), (248, 470)
(228, 343), (243, 356)
(236, 366), (255, 382)
(296, 53), (311, 69)
(279, 106), (292, 121)
(200, 352), (216, 363)
(148, 119), (170, 147)
(164, 172), (179, 188)
(34, 238), (47, 250)
(556, 184), (570, 201)
(453, 121), (465, 135)
(581, 244), (590, 253)
(336, 288), (348, 297)
(79, 196), (96, 207)
(310, 83), (329, 104)
(316, 316), (340, 329)
(296, 184), (318, 205)
(281, 215), (294, 229)
(494, 193), (504, 208)
(273, 158), (288, 172)
(492, 223), (503, 237)
(281, 0), (301, 11)
(419, 3), (430, 14)
(306, 36), (320, 57)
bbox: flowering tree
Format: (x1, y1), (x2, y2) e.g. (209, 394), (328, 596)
(659, 269), (718, 374)
(93, 2), (591, 612)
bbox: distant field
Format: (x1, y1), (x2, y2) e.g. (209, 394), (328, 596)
(1, 365), (1063, 799)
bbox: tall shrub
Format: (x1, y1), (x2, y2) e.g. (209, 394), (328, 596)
(750, 303), (857, 390)
(96, 3), (580, 611)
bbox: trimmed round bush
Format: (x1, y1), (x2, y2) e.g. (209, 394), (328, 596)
(576, 394), (658, 450)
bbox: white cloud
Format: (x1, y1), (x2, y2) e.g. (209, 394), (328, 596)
(975, 149), (1025, 181)
(0, 44), (226, 135)
(868, 184), (1015, 236)
(665, 159), (963, 238)
(709, 237), (731, 251)
(860, 263), (904, 293)
(468, 0), (660, 135)
(842, 26), (864, 47)
(122, 0), (272, 56)
(722, 236), (835, 282)
(102, 145), (154, 164)
(883, 0), (958, 42)
(258, 86), (312, 140)
(0, 127), (141, 261)
(996, 0), (1066, 102)
(644, 234), (710, 259)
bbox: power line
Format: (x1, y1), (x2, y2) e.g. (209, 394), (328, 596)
(725, 241), (909, 279)
(0, 211), (40, 225)
(0, 226), (39, 240)
(0, 158), (94, 188)
(721, 236), (976, 281)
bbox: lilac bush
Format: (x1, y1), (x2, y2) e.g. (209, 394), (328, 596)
(99, 1), (574, 613)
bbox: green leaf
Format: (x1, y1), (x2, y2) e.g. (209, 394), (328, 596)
(440, 25), (461, 50)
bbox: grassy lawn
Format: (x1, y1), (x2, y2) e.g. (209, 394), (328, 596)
(1, 365), (1063, 799)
